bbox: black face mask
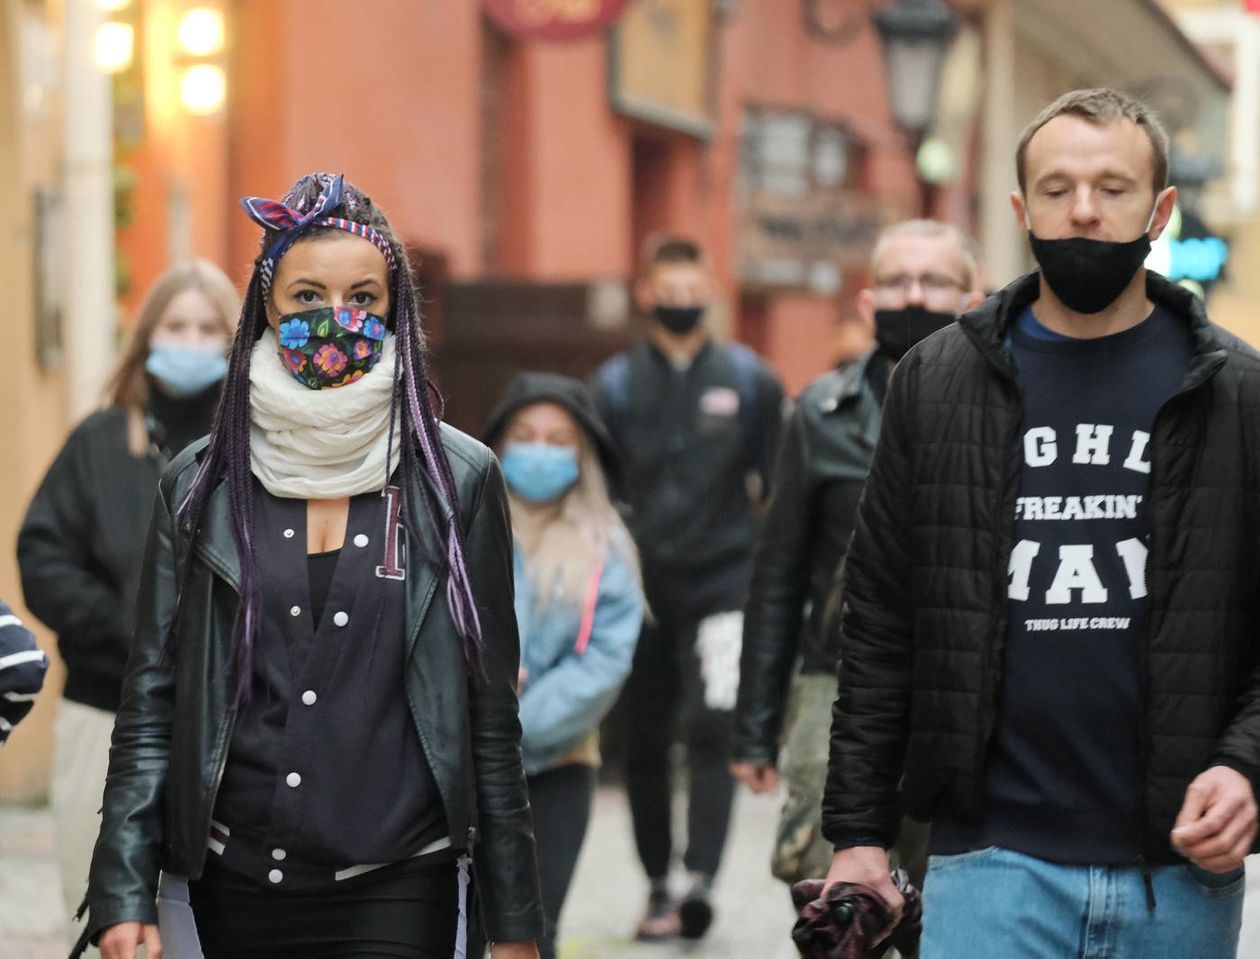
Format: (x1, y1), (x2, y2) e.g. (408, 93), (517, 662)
(654, 304), (705, 335)
(874, 306), (957, 361)
(1029, 226), (1153, 315)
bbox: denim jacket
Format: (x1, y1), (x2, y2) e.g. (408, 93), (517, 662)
(514, 534), (643, 775)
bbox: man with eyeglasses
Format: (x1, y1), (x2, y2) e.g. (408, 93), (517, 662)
(732, 220), (984, 897)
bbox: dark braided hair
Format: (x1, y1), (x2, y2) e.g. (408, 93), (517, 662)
(175, 173), (484, 701)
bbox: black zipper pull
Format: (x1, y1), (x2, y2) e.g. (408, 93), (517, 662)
(1138, 855), (1157, 911)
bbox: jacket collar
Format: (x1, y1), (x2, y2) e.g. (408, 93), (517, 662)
(190, 468), (443, 655)
(816, 348), (890, 415)
(958, 270), (1229, 389)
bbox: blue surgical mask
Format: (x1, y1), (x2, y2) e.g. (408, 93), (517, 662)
(145, 343), (229, 398)
(501, 443), (580, 503)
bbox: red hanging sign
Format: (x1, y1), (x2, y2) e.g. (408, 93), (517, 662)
(483, 0), (632, 42)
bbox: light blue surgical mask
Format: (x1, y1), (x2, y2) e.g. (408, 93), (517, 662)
(501, 442), (580, 504)
(145, 343), (229, 398)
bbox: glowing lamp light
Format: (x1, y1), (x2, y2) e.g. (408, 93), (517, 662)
(180, 64), (227, 115)
(95, 0), (133, 11)
(178, 7), (226, 57)
(93, 21), (135, 74)
(916, 136), (958, 185)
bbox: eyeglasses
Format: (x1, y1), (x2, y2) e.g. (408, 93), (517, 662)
(874, 273), (967, 294)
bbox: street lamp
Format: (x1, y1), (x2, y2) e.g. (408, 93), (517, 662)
(872, 0), (956, 148)
(872, 0), (956, 215)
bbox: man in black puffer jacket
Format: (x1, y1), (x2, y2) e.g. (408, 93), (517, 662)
(822, 88), (1260, 958)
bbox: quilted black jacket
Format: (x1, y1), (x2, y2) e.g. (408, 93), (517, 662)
(822, 272), (1260, 867)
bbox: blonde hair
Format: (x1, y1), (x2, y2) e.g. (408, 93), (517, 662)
(871, 219), (980, 290)
(508, 428), (642, 616)
(106, 259), (240, 410)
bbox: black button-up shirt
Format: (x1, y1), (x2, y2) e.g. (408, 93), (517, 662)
(211, 485), (448, 889)
(593, 340), (784, 618)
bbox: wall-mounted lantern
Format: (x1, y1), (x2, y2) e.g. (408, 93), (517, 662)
(872, 0), (956, 147)
(93, 20), (135, 74)
(178, 7), (226, 57)
(176, 5), (228, 115)
(180, 63), (227, 115)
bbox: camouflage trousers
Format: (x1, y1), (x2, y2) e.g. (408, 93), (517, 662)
(771, 671), (930, 889)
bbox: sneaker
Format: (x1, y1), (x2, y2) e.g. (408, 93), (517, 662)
(635, 880), (681, 941)
(678, 873), (714, 940)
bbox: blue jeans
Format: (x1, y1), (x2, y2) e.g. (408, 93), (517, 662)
(920, 846), (1244, 959)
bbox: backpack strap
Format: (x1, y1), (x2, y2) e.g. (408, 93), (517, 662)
(599, 343), (764, 457)
(574, 557), (606, 655)
(724, 342), (764, 462)
(594, 353), (633, 417)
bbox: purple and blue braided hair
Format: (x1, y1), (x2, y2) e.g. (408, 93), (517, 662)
(173, 173), (484, 700)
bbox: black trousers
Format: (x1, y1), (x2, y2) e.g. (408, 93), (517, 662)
(622, 607), (737, 881)
(527, 763), (597, 959)
(188, 856), (459, 958)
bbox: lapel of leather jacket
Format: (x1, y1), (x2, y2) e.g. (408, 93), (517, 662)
(402, 477), (443, 661)
(192, 481), (242, 591)
(191, 475), (445, 659)
(822, 350), (883, 451)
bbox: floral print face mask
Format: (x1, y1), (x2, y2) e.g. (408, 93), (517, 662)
(275, 306), (387, 390)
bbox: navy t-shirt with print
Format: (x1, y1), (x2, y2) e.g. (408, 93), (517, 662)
(931, 304), (1193, 864)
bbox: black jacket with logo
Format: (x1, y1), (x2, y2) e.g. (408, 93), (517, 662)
(735, 352), (888, 764)
(592, 339), (784, 619)
(823, 272), (1260, 866)
(83, 426), (544, 945)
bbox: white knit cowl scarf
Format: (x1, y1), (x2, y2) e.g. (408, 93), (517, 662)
(249, 328), (399, 499)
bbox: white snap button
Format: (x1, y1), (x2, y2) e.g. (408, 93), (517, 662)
(268, 869), (283, 884)
(283, 528), (295, 539)
(354, 534), (369, 548)
(272, 848), (286, 861)
(333, 611), (349, 627)
(286, 772), (301, 788)
(290, 605), (301, 617)
(301, 690), (317, 706)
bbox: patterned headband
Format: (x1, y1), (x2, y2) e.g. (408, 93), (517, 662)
(240, 174), (397, 294)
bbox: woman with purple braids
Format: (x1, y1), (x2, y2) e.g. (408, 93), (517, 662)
(79, 173), (543, 959)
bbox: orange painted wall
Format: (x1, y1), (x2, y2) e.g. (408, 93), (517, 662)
(763, 294), (849, 396)
(499, 37), (633, 279)
(228, 0), (485, 283)
(1, 0), (70, 800)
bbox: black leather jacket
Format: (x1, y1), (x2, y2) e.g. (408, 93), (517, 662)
(734, 352), (888, 764)
(83, 425), (544, 946)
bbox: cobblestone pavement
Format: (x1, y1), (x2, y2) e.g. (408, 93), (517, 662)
(558, 787), (798, 959)
(0, 804), (65, 958)
(5, 793), (1260, 959)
